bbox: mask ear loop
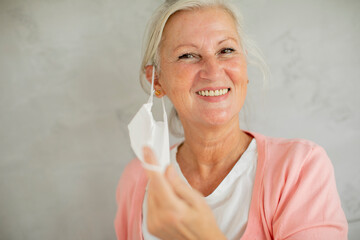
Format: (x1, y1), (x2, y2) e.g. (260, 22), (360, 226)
(149, 65), (166, 114)
(151, 65), (167, 140)
(148, 65), (155, 104)
(141, 65), (169, 173)
(141, 65), (163, 172)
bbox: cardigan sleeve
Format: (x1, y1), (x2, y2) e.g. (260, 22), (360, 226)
(114, 160), (133, 239)
(271, 144), (348, 240)
(114, 159), (147, 240)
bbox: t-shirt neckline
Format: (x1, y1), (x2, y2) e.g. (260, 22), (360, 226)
(170, 138), (257, 199)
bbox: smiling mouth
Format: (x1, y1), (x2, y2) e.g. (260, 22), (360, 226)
(196, 88), (230, 97)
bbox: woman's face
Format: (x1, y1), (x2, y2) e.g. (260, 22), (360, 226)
(158, 7), (248, 128)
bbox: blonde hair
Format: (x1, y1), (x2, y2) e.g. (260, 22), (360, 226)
(140, 0), (269, 136)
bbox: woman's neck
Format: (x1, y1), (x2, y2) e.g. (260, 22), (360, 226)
(177, 116), (252, 181)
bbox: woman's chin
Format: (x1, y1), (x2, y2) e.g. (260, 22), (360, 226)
(197, 110), (237, 128)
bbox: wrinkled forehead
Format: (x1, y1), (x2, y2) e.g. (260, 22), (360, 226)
(160, 7), (240, 50)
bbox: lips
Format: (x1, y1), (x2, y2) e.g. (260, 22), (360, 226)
(196, 88), (230, 97)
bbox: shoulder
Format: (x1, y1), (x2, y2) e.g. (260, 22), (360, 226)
(120, 158), (146, 182)
(116, 158), (147, 202)
(251, 132), (335, 191)
(114, 158), (147, 239)
(256, 133), (331, 172)
(264, 134), (322, 156)
(251, 134), (348, 238)
(255, 133), (338, 206)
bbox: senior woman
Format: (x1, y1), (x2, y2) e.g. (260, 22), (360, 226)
(115, 0), (348, 239)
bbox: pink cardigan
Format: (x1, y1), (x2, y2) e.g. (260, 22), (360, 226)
(114, 132), (348, 239)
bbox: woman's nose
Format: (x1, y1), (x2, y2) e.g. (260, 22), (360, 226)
(199, 57), (222, 81)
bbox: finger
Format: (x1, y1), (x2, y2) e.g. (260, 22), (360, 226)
(147, 193), (193, 240)
(143, 146), (170, 184)
(143, 147), (179, 205)
(165, 165), (203, 207)
(142, 146), (158, 164)
(147, 201), (191, 240)
(143, 145), (161, 171)
(143, 146), (167, 191)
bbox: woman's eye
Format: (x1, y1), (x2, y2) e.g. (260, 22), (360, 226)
(220, 48), (235, 54)
(178, 53), (195, 59)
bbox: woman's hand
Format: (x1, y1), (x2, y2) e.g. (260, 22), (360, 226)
(143, 146), (226, 240)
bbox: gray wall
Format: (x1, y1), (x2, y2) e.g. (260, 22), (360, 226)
(0, 0), (359, 239)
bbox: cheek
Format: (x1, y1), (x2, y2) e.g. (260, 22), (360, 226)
(159, 65), (196, 95)
(226, 58), (248, 85)
(158, 76), (187, 108)
(225, 58), (248, 108)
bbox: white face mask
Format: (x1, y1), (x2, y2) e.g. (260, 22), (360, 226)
(128, 66), (170, 172)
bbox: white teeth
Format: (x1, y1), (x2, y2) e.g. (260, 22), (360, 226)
(197, 88), (229, 97)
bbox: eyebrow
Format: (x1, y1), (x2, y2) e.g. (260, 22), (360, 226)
(173, 43), (198, 52)
(219, 37), (239, 45)
(173, 37), (239, 52)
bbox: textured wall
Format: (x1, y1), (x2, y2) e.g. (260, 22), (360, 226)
(0, 0), (359, 239)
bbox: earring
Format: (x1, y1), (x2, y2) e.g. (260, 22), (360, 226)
(155, 89), (161, 96)
(247, 79), (249, 84)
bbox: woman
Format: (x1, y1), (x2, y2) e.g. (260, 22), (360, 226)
(115, 0), (348, 239)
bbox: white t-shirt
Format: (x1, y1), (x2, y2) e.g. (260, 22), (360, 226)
(142, 138), (258, 240)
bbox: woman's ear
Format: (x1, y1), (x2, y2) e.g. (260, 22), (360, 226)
(145, 65), (166, 97)
(145, 65), (155, 84)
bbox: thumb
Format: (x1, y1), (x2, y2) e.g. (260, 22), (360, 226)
(142, 146), (158, 165)
(142, 146), (161, 178)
